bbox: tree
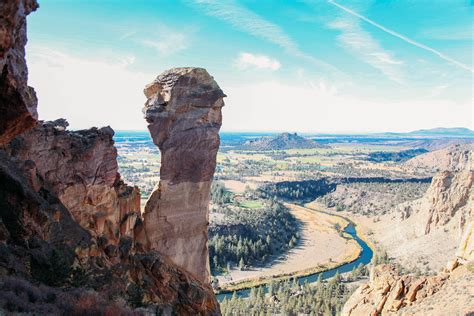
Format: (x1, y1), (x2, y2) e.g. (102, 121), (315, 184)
(239, 257), (245, 270)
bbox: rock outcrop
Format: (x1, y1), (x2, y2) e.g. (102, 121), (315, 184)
(0, 150), (220, 314)
(142, 67), (225, 282)
(404, 143), (473, 172)
(342, 263), (474, 316)
(4, 119), (141, 246)
(0, 0), (38, 145)
(369, 144), (474, 271)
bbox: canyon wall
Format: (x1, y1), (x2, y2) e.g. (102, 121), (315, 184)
(343, 145), (474, 315)
(142, 67), (225, 282)
(0, 0), (38, 144)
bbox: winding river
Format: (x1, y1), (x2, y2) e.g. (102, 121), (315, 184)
(216, 221), (373, 301)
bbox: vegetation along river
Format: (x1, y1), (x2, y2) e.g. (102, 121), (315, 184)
(216, 221), (373, 301)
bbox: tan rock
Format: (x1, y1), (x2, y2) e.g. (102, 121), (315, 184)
(342, 264), (447, 316)
(141, 67), (225, 282)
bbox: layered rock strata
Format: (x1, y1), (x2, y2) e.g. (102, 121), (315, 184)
(0, 0), (38, 144)
(142, 67), (225, 282)
(4, 119), (141, 246)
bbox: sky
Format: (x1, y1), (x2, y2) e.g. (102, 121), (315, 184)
(27, 0), (473, 133)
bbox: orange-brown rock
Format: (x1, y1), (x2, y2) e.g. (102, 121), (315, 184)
(0, 150), (220, 314)
(342, 264), (448, 316)
(0, 2), (221, 314)
(5, 119), (141, 246)
(0, 0), (38, 145)
(141, 67), (225, 282)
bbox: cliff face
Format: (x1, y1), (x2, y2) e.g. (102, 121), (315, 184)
(404, 144), (473, 172)
(0, 0), (38, 144)
(0, 2), (221, 314)
(0, 152), (220, 313)
(343, 145), (474, 315)
(142, 67), (225, 282)
(5, 119), (141, 246)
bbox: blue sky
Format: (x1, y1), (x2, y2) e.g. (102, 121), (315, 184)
(27, 0), (473, 132)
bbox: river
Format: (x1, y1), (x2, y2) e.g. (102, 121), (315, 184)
(216, 222), (373, 301)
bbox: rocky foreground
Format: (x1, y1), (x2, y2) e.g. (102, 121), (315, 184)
(0, 1), (221, 314)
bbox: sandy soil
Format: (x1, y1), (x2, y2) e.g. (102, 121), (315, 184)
(217, 203), (360, 286)
(222, 180), (256, 194)
(307, 201), (459, 273)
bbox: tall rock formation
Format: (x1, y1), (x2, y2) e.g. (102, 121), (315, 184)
(0, 0), (38, 145)
(142, 67), (225, 282)
(4, 119), (141, 246)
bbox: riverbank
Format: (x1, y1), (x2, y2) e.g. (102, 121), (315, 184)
(215, 203), (362, 294)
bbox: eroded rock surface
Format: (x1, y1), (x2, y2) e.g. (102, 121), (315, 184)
(4, 119), (141, 246)
(404, 143), (473, 172)
(142, 67), (225, 282)
(0, 150), (220, 314)
(0, 0), (38, 144)
(344, 145), (474, 315)
(0, 2), (221, 314)
(343, 261), (474, 316)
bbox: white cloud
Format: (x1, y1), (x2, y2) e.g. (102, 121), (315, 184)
(140, 32), (188, 55)
(419, 24), (474, 41)
(189, 0), (338, 73)
(235, 52), (281, 71)
(221, 79), (472, 133)
(26, 46), (472, 134)
(328, 0), (473, 73)
(328, 17), (404, 84)
(27, 45), (154, 130)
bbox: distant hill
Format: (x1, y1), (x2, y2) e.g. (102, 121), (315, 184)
(240, 132), (327, 150)
(408, 127), (474, 137)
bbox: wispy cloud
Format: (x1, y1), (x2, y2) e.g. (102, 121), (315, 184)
(328, 18), (404, 83)
(235, 52), (281, 71)
(189, 0), (338, 72)
(419, 24), (474, 41)
(139, 24), (190, 55)
(328, 0), (473, 73)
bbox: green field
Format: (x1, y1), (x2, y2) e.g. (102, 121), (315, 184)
(238, 200), (264, 209)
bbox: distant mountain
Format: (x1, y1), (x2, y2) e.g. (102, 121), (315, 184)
(240, 132), (327, 150)
(408, 127), (474, 136)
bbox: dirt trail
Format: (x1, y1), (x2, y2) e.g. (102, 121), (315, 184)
(217, 203), (360, 286)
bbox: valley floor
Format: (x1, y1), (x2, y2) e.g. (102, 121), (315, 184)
(217, 203), (360, 288)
